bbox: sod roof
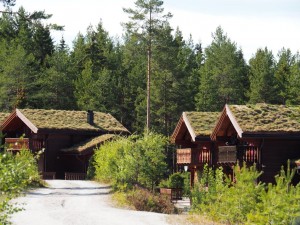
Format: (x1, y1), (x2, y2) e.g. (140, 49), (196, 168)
(185, 111), (220, 136)
(228, 104), (300, 133)
(61, 134), (116, 154)
(18, 109), (129, 133)
(0, 113), (9, 124)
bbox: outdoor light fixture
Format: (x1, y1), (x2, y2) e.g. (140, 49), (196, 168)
(297, 166), (300, 174)
(184, 165), (188, 172)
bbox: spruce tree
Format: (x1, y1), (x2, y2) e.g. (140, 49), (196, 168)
(275, 48), (295, 104)
(195, 26), (248, 111)
(248, 48), (277, 103)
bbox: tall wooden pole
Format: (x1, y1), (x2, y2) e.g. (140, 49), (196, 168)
(146, 6), (152, 133)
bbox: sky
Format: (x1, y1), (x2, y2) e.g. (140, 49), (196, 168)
(12, 0), (300, 62)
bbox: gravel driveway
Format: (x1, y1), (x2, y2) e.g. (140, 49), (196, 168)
(10, 180), (170, 225)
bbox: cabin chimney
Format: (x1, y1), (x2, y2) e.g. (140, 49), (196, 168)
(87, 110), (94, 125)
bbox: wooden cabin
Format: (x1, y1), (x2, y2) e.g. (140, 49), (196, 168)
(171, 111), (220, 186)
(212, 104), (300, 183)
(0, 109), (129, 179)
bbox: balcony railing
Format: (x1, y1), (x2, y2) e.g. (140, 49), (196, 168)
(242, 145), (259, 163)
(218, 146), (237, 163)
(177, 148), (191, 164)
(218, 145), (260, 164)
(177, 148), (211, 165)
(5, 138), (29, 151)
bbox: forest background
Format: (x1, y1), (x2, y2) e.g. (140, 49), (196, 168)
(0, 0), (300, 136)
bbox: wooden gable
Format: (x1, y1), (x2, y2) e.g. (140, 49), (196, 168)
(171, 115), (193, 145)
(1, 109), (38, 133)
(211, 105), (242, 140)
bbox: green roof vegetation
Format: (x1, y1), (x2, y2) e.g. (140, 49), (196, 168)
(19, 109), (129, 133)
(0, 113), (9, 123)
(228, 104), (300, 133)
(185, 111), (220, 136)
(61, 134), (116, 153)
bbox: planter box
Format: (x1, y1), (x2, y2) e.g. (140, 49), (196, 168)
(160, 188), (183, 200)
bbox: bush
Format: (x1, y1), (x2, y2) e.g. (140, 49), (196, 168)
(246, 162), (300, 225)
(92, 133), (168, 191)
(169, 173), (184, 188)
(159, 172), (187, 189)
(127, 187), (176, 214)
(191, 161), (300, 224)
(0, 150), (41, 224)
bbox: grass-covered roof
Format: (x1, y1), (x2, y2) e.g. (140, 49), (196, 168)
(228, 104), (300, 133)
(0, 113), (9, 124)
(18, 109), (129, 133)
(185, 111), (220, 136)
(61, 134), (116, 154)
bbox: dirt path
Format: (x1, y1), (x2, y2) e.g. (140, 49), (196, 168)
(10, 180), (170, 225)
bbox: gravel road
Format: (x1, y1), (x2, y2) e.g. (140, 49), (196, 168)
(10, 180), (171, 225)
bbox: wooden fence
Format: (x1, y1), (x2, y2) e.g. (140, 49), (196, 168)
(65, 172), (86, 180)
(42, 172), (56, 180)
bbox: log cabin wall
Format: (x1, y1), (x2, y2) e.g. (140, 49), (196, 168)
(45, 134), (72, 179)
(45, 133), (99, 178)
(259, 138), (300, 184)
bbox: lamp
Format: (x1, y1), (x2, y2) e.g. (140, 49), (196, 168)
(184, 165), (188, 172)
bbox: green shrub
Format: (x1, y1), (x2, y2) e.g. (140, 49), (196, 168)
(169, 173), (184, 188)
(246, 161), (300, 225)
(0, 150), (41, 224)
(159, 172), (189, 189)
(93, 133), (168, 191)
(191, 161), (300, 224)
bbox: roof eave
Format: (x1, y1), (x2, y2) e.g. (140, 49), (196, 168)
(183, 112), (197, 142)
(195, 135), (211, 141)
(242, 132), (300, 139)
(225, 105), (243, 138)
(16, 109), (38, 133)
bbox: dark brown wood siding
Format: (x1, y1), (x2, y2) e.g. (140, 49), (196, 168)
(260, 139), (300, 183)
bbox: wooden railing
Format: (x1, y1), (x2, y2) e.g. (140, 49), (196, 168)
(42, 172), (56, 180)
(192, 148), (211, 165)
(242, 145), (259, 163)
(177, 148), (192, 164)
(5, 138), (29, 151)
(218, 146), (237, 163)
(177, 148), (211, 165)
(65, 172), (86, 180)
(160, 188), (183, 200)
(218, 145), (260, 164)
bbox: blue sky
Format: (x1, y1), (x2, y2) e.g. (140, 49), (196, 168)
(12, 0), (300, 61)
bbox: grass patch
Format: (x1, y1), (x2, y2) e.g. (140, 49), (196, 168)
(167, 214), (225, 225)
(19, 109), (129, 133)
(185, 112), (220, 136)
(229, 103), (300, 132)
(111, 191), (133, 209)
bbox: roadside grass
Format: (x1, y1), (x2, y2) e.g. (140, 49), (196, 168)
(111, 191), (134, 210)
(167, 214), (225, 225)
